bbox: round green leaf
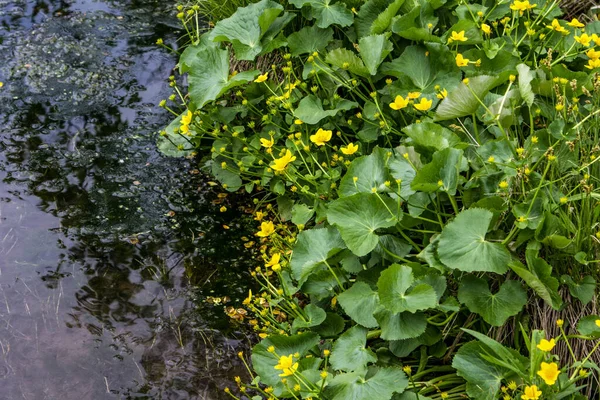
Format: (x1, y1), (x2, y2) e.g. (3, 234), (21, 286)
(378, 264), (437, 313)
(339, 148), (392, 197)
(437, 208), (510, 273)
(338, 282), (380, 328)
(292, 304), (327, 331)
(577, 315), (600, 337)
(374, 308), (427, 340)
(290, 226), (346, 285)
(325, 367), (409, 400)
(458, 275), (527, 326)
(330, 326), (377, 372)
(289, 0), (354, 28)
(328, 193), (400, 257)
(287, 25), (333, 56)
(435, 75), (498, 121)
(251, 332), (320, 387)
(359, 34), (393, 75)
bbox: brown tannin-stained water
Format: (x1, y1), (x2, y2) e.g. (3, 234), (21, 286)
(0, 1), (253, 399)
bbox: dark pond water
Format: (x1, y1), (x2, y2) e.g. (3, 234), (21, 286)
(0, 1), (253, 399)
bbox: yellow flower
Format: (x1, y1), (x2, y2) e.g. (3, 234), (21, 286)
(521, 385), (542, 400)
(575, 33), (593, 47)
(508, 381), (518, 390)
(272, 149), (297, 171)
(536, 338), (556, 352)
(595, 319), (600, 328)
(390, 95), (409, 110)
(265, 253), (281, 271)
(181, 110), (193, 126)
(294, 119), (303, 125)
(510, 0), (536, 15)
(0, 82), (3, 88)
(585, 58), (600, 69)
(254, 73), (268, 83)
(243, 289), (252, 305)
(436, 88), (448, 99)
(448, 30), (468, 43)
(310, 128), (332, 146)
(456, 53), (470, 67)
(499, 181), (509, 189)
(586, 48), (600, 60)
(260, 137), (274, 148)
(274, 354), (299, 377)
(407, 91), (421, 99)
(547, 19), (568, 34)
(537, 362), (560, 385)
(413, 97), (433, 111)
(568, 18), (585, 28)
(341, 142), (359, 155)
(481, 23), (491, 35)
(257, 221), (275, 237)
(556, 319), (564, 327)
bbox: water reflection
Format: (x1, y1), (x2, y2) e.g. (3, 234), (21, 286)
(0, 0), (253, 398)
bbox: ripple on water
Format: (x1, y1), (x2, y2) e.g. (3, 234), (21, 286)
(0, 1), (254, 399)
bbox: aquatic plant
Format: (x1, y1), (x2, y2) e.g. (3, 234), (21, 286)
(159, 0), (600, 398)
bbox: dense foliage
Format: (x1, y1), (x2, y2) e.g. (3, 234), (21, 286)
(158, 0), (600, 398)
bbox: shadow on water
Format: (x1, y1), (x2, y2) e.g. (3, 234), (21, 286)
(0, 1), (254, 399)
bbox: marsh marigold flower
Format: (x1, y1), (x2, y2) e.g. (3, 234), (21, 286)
(586, 59), (600, 69)
(436, 88), (448, 99)
(254, 73), (268, 83)
(310, 128), (332, 146)
(456, 53), (470, 67)
(481, 23), (491, 35)
(595, 319), (600, 327)
(257, 221), (275, 237)
(537, 362), (560, 385)
(413, 97), (433, 111)
(537, 338), (556, 352)
(568, 18), (585, 28)
(341, 142), (359, 155)
(448, 30), (468, 43)
(547, 19), (568, 34)
(407, 91), (421, 99)
(521, 385), (542, 400)
(271, 149), (296, 171)
(575, 33), (593, 47)
(510, 0), (536, 15)
(260, 137), (274, 148)
(274, 354), (298, 376)
(586, 48), (600, 60)
(265, 253), (281, 271)
(390, 95), (409, 110)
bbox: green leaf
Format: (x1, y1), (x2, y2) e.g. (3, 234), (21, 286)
(359, 34), (393, 75)
(287, 25), (334, 56)
(374, 308), (427, 340)
(402, 122), (463, 154)
(331, 326), (377, 372)
(211, 159), (243, 191)
(338, 282), (380, 328)
(157, 114), (195, 157)
(411, 147), (463, 195)
(290, 226), (347, 285)
(517, 63), (535, 107)
(252, 333), (320, 388)
(325, 367), (409, 400)
(371, 0), (405, 34)
(453, 341), (510, 400)
(294, 95), (358, 124)
(339, 148), (392, 197)
(561, 275), (596, 305)
(458, 275), (527, 326)
(210, 0), (293, 60)
(289, 0), (353, 28)
(508, 259), (562, 309)
(314, 312), (346, 338)
(185, 45), (258, 109)
(378, 264), (437, 313)
(292, 304), (327, 331)
(435, 75), (498, 121)
(577, 315), (600, 337)
(303, 269), (346, 300)
(462, 329), (528, 375)
(328, 193), (400, 257)
(325, 48), (370, 77)
(355, 0), (393, 38)
(291, 203), (315, 226)
(437, 208), (510, 273)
